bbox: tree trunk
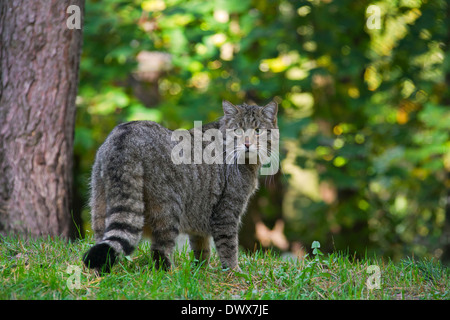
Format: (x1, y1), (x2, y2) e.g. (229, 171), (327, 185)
(0, 1), (84, 238)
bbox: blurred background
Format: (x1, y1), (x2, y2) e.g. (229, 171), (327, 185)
(73, 0), (450, 262)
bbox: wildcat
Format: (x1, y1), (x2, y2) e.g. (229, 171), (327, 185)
(82, 100), (278, 273)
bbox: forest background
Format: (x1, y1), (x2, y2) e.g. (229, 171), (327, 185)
(71, 0), (450, 263)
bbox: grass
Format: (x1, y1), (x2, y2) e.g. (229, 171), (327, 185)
(0, 235), (449, 300)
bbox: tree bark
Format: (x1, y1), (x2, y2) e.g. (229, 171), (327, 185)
(0, 1), (84, 237)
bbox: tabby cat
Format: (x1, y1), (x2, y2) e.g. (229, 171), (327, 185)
(82, 100), (278, 273)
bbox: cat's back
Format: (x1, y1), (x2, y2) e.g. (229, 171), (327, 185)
(98, 120), (172, 156)
(92, 120), (175, 178)
(109, 120), (172, 144)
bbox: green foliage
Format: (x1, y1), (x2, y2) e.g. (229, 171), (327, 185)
(75, 0), (450, 260)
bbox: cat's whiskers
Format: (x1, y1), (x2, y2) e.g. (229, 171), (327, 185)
(256, 145), (281, 187)
(225, 147), (238, 164)
(224, 146), (248, 182)
(210, 147), (228, 164)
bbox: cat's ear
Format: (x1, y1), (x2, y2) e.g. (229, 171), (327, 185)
(261, 101), (278, 124)
(222, 100), (240, 117)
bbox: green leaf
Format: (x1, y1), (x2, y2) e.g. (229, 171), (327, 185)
(126, 104), (162, 122)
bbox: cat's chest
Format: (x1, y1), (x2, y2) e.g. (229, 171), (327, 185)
(247, 175), (259, 197)
(227, 172), (259, 199)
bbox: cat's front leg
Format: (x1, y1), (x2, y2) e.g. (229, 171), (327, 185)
(210, 218), (241, 271)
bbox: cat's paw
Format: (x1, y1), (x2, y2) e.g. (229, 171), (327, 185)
(222, 264), (243, 273)
(152, 249), (172, 271)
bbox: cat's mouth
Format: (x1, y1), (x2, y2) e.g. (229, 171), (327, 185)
(242, 146), (260, 164)
(244, 150), (255, 157)
(244, 144), (258, 156)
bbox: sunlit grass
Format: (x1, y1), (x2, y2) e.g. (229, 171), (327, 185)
(0, 235), (448, 300)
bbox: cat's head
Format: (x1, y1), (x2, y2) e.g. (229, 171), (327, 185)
(220, 100), (279, 166)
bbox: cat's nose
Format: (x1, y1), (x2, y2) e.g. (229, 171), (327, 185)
(245, 137), (250, 149)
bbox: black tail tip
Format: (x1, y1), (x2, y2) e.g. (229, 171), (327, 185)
(83, 243), (117, 273)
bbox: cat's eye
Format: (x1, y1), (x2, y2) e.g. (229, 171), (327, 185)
(254, 128), (261, 135)
(234, 128), (244, 136)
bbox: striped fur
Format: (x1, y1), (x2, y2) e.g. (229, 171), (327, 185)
(83, 101), (278, 273)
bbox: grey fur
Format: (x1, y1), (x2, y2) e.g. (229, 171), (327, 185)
(83, 100), (278, 272)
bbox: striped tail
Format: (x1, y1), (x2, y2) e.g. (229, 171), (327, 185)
(83, 147), (145, 273)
